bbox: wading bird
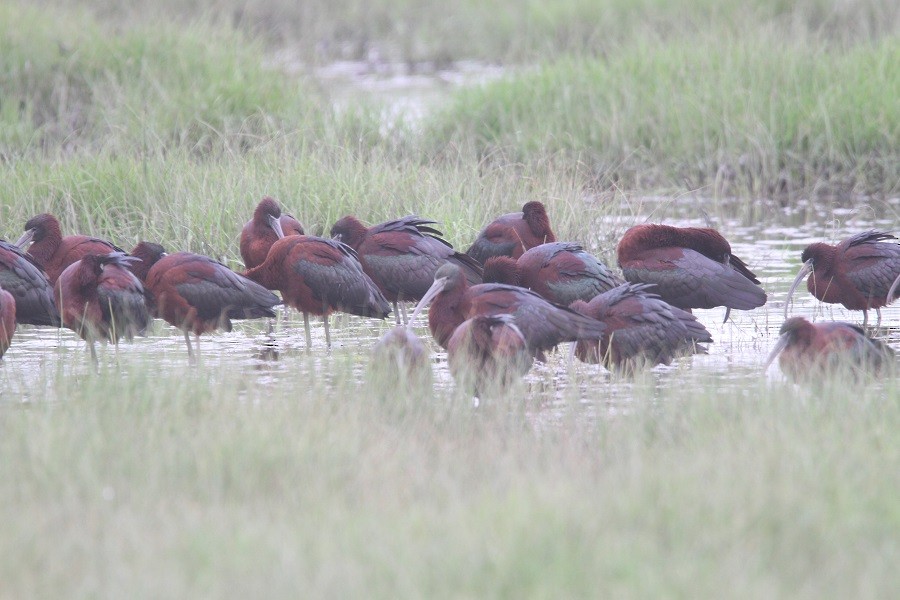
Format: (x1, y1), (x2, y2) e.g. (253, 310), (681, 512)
(482, 242), (623, 305)
(370, 325), (433, 393)
(0, 287), (16, 358)
(244, 236), (391, 349)
(130, 242), (280, 362)
(784, 231), (900, 328)
(409, 263), (606, 357)
(330, 214), (482, 323)
(466, 201), (556, 264)
(16, 213), (124, 284)
(617, 224), (766, 322)
(54, 252), (151, 361)
(0, 240), (60, 326)
(766, 317), (895, 382)
(569, 283), (712, 372)
(447, 314), (532, 398)
(240, 196), (305, 270)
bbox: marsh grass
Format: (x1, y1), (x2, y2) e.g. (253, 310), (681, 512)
(1, 356), (899, 597)
(429, 34), (900, 198)
(2, 1), (900, 594)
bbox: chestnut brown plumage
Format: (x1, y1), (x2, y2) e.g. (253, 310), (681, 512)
(617, 224), (766, 322)
(54, 252), (151, 361)
(483, 242), (623, 305)
(244, 235), (391, 349)
(569, 283), (712, 371)
(0, 240), (60, 326)
(16, 213), (124, 284)
(240, 196), (305, 270)
(331, 214), (482, 323)
(131, 242), (280, 361)
(447, 314), (532, 398)
(766, 317), (895, 382)
(0, 287), (16, 358)
(409, 263), (606, 358)
(466, 201), (556, 264)
(785, 231), (900, 328)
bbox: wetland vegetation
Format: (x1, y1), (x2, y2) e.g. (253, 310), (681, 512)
(1, 0), (899, 596)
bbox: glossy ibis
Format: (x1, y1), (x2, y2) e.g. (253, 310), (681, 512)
(766, 317), (895, 382)
(16, 213), (124, 284)
(54, 252), (151, 361)
(131, 242), (280, 361)
(482, 242), (623, 305)
(330, 214), (482, 324)
(370, 325), (433, 393)
(244, 235), (391, 349)
(0, 287), (15, 358)
(447, 314), (532, 398)
(408, 263), (606, 358)
(617, 224), (766, 322)
(466, 201), (556, 264)
(569, 283), (712, 371)
(0, 240), (60, 326)
(240, 196), (305, 270)
(785, 231), (900, 328)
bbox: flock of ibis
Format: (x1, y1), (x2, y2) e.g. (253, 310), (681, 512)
(0, 197), (898, 394)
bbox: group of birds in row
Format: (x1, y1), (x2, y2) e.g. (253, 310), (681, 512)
(0, 197), (898, 393)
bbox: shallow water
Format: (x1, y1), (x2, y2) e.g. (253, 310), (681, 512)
(2, 196), (898, 409)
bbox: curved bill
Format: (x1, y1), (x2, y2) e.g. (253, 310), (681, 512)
(888, 272), (900, 306)
(784, 260), (813, 319)
(15, 228), (35, 249)
(267, 214), (286, 240)
(406, 276), (450, 330)
(764, 335), (789, 371)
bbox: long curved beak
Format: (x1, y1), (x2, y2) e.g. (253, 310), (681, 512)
(784, 259), (813, 319)
(267, 214), (286, 240)
(15, 228), (35, 249)
(407, 277), (449, 329)
(764, 335), (789, 371)
(888, 272), (900, 306)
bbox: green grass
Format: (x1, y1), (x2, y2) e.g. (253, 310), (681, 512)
(1, 356), (899, 597)
(428, 34), (900, 197)
(1, 1), (899, 595)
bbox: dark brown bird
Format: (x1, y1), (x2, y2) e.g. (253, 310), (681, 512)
(766, 317), (895, 382)
(244, 236), (391, 349)
(482, 242), (623, 305)
(0, 287), (16, 358)
(785, 231), (900, 328)
(447, 314), (533, 398)
(0, 240), (60, 326)
(409, 263), (606, 358)
(330, 214), (482, 323)
(569, 283), (712, 371)
(617, 224), (766, 322)
(370, 325), (433, 393)
(130, 242), (280, 361)
(466, 201), (556, 264)
(240, 196), (305, 270)
(54, 252), (151, 361)
(16, 213), (124, 284)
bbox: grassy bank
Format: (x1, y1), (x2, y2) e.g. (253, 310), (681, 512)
(1, 356), (898, 597)
(429, 34), (900, 198)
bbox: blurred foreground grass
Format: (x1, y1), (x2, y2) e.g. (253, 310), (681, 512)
(1, 355), (898, 596)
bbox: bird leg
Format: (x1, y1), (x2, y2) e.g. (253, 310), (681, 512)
(183, 330), (196, 365)
(862, 310), (869, 329)
(723, 307), (732, 324)
(303, 313), (312, 351)
(324, 315), (331, 349)
(393, 301), (401, 326)
(876, 307), (882, 330)
(195, 333), (201, 363)
(400, 302), (409, 325)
